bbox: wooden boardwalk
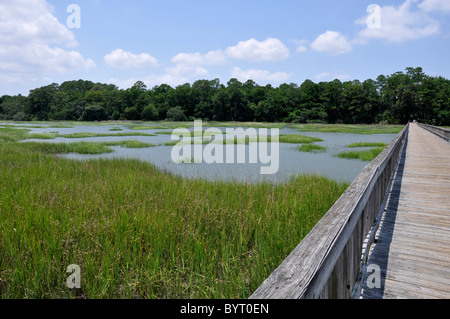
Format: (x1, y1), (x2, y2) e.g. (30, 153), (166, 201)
(360, 124), (450, 299)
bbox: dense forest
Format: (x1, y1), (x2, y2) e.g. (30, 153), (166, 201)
(1, 67), (449, 125)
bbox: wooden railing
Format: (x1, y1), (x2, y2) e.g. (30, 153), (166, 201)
(250, 124), (409, 299)
(417, 123), (450, 141)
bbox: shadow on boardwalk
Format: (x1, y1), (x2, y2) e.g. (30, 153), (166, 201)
(360, 138), (408, 299)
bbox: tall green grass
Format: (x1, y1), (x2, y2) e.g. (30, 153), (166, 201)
(338, 142), (388, 161)
(0, 127), (348, 299)
(338, 148), (385, 161)
(297, 144), (327, 153)
(347, 142), (388, 148)
(20, 140), (155, 155)
(26, 132), (156, 139)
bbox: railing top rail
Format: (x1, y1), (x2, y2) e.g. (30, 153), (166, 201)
(417, 123), (450, 141)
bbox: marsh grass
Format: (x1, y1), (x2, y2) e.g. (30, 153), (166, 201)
(297, 144), (327, 153)
(57, 132), (156, 138)
(104, 140), (155, 149)
(278, 134), (323, 144)
(127, 125), (171, 130)
(338, 142), (388, 161)
(23, 132), (157, 140)
(347, 142), (388, 148)
(20, 141), (114, 155)
(163, 132), (323, 146)
(0, 127), (30, 142)
(0, 125), (349, 299)
(27, 133), (59, 140)
(21, 140), (155, 155)
(294, 124), (404, 135)
(338, 147), (385, 161)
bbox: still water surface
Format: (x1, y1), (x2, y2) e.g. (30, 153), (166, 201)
(8, 123), (398, 183)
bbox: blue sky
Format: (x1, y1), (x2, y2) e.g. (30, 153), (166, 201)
(1, 0), (449, 95)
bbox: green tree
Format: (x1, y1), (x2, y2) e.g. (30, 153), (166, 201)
(141, 103), (159, 121)
(28, 83), (59, 120)
(0, 95), (30, 120)
(166, 106), (187, 121)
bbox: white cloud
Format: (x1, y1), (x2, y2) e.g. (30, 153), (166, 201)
(419, 0), (450, 12)
(296, 45), (308, 53)
(104, 49), (159, 69)
(226, 38), (290, 62)
(315, 71), (350, 81)
(0, 0), (77, 47)
(109, 64), (209, 90)
(171, 50), (226, 66)
(356, 0), (440, 43)
(315, 72), (331, 80)
(165, 63), (209, 81)
(0, 0), (95, 85)
(231, 67), (292, 83)
(311, 31), (352, 55)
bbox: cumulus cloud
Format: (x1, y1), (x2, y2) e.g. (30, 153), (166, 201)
(0, 0), (95, 79)
(0, 0), (77, 47)
(356, 0), (440, 43)
(231, 67), (292, 83)
(311, 31), (352, 55)
(108, 37), (293, 90)
(419, 0), (450, 12)
(226, 38), (290, 62)
(315, 71), (350, 81)
(171, 50), (226, 66)
(104, 49), (159, 69)
(109, 63), (210, 90)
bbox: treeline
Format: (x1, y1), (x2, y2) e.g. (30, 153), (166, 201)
(1, 67), (449, 125)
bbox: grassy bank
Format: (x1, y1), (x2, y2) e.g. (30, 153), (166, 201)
(294, 123), (404, 134)
(26, 132), (156, 140)
(0, 126), (349, 299)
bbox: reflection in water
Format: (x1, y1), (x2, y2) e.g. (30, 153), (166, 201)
(8, 123), (398, 183)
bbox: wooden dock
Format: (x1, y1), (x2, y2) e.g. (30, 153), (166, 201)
(360, 123), (450, 299)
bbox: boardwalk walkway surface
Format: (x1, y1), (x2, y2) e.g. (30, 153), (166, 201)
(360, 123), (450, 299)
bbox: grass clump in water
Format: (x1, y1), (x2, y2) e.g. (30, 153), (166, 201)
(347, 142), (388, 148)
(104, 140), (155, 149)
(56, 132), (156, 138)
(297, 144), (327, 153)
(21, 141), (114, 155)
(127, 125), (171, 130)
(279, 134), (323, 144)
(20, 140), (154, 155)
(338, 141), (388, 161)
(338, 147), (385, 161)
